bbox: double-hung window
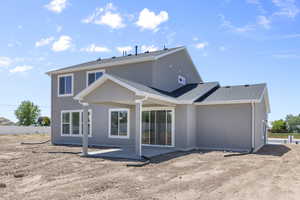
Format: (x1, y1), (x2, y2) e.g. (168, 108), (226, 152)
(58, 74), (73, 96)
(109, 108), (129, 138)
(87, 70), (105, 86)
(61, 110), (92, 136)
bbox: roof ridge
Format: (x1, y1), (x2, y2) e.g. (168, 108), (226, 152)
(46, 46), (185, 75)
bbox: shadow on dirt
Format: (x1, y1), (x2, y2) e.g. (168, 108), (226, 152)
(255, 144), (291, 157)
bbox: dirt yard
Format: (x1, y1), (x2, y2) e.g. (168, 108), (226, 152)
(1, 134), (300, 200)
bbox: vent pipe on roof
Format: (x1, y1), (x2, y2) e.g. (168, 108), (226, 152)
(135, 45), (138, 56)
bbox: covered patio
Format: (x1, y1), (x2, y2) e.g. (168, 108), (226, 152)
(74, 74), (178, 160)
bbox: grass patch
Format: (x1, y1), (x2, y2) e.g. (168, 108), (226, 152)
(268, 132), (300, 139)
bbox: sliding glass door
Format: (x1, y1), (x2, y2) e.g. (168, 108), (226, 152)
(142, 109), (173, 146)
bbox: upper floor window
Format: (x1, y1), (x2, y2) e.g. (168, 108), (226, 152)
(87, 70), (105, 86)
(58, 74), (73, 97)
(178, 75), (186, 85)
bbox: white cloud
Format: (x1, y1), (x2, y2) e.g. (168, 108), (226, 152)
(0, 57), (12, 67)
(35, 37), (55, 47)
(257, 15), (271, 29)
(272, 0), (299, 18)
(80, 44), (110, 53)
(52, 35), (72, 52)
(96, 12), (125, 29)
(56, 25), (63, 33)
(220, 14), (255, 33)
(45, 0), (68, 13)
(193, 37), (199, 41)
(136, 8), (169, 31)
(9, 65), (33, 73)
(82, 3), (125, 29)
(116, 46), (133, 54)
(141, 45), (158, 52)
(195, 42), (208, 49)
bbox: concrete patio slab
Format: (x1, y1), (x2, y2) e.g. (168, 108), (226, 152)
(86, 146), (177, 160)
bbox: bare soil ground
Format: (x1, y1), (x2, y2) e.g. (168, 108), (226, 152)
(1, 134), (300, 200)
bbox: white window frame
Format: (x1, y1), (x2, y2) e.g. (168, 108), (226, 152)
(86, 69), (105, 87)
(61, 110), (92, 137)
(178, 75), (186, 85)
(58, 73), (74, 97)
(141, 107), (175, 147)
(108, 108), (130, 139)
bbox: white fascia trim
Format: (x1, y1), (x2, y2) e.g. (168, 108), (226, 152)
(74, 74), (145, 101)
(194, 99), (258, 106)
(46, 57), (155, 75)
(258, 86), (271, 113)
(154, 47), (185, 59)
(74, 73), (181, 105)
(46, 47), (186, 76)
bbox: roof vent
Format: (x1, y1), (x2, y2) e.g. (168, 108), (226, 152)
(144, 51), (150, 54)
(112, 56), (116, 59)
(244, 84), (250, 87)
(225, 86), (231, 88)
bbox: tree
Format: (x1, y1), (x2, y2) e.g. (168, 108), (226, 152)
(271, 119), (288, 133)
(15, 101), (40, 126)
(37, 116), (51, 126)
(286, 114), (300, 133)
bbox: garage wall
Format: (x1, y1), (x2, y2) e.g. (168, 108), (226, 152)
(254, 95), (268, 151)
(196, 104), (252, 151)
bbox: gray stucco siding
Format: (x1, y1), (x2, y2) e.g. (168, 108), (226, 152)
(196, 104), (252, 151)
(106, 61), (154, 87)
(153, 50), (202, 92)
(254, 96), (267, 150)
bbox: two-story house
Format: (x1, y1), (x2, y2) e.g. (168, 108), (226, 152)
(46, 46), (270, 159)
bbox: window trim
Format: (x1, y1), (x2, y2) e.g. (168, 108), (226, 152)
(58, 73), (74, 97)
(60, 110), (92, 137)
(86, 69), (105, 87)
(108, 108), (130, 139)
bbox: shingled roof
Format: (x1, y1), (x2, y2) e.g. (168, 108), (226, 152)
(46, 46), (184, 75)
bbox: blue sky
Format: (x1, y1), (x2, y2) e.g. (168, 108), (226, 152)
(0, 0), (299, 122)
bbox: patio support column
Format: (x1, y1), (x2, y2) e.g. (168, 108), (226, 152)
(135, 101), (142, 159)
(82, 103), (89, 156)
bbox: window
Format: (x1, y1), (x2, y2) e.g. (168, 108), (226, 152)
(142, 108), (174, 146)
(58, 74), (73, 96)
(178, 75), (186, 85)
(109, 108), (129, 138)
(87, 70), (105, 86)
(61, 110), (92, 136)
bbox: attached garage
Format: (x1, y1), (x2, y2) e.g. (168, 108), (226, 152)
(196, 104), (252, 151)
(195, 84), (270, 152)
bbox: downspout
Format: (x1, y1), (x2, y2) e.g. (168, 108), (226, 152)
(251, 102), (255, 153)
